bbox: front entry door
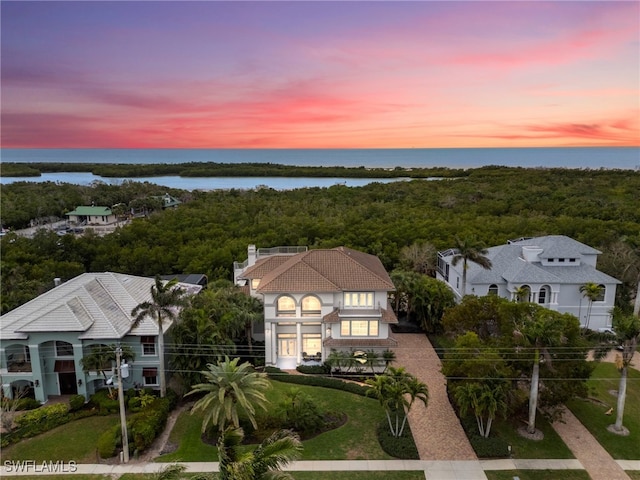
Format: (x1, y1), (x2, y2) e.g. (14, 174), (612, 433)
(59, 372), (78, 395)
(278, 338), (296, 357)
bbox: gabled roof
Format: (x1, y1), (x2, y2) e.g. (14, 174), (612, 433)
(241, 256), (294, 280)
(66, 206), (113, 216)
(254, 247), (394, 293)
(1, 273), (199, 341)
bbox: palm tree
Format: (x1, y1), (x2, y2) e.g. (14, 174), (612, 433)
(187, 356), (270, 434)
(80, 344), (135, 397)
(513, 309), (566, 435)
(365, 366), (428, 437)
(451, 236), (492, 297)
(131, 275), (188, 397)
(610, 311), (640, 434)
(454, 382), (507, 438)
(217, 427), (303, 480)
(580, 282), (603, 330)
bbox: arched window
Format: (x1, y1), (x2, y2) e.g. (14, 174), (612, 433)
(276, 296), (296, 317)
(301, 295), (321, 317)
(55, 341), (74, 357)
(517, 285), (531, 303)
(596, 284), (606, 302)
(538, 285), (550, 304)
(488, 284), (498, 296)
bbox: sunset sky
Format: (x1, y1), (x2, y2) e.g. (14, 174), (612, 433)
(1, 1), (638, 149)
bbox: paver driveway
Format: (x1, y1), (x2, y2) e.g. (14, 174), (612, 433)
(394, 333), (477, 461)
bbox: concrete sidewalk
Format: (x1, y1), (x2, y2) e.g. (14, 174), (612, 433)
(0, 459), (585, 477)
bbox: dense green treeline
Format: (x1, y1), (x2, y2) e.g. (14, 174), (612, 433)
(1, 161), (466, 179)
(1, 167), (639, 313)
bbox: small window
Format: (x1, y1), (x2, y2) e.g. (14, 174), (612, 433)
(276, 296), (296, 317)
(548, 258), (555, 263)
(559, 258), (565, 263)
(569, 258), (576, 263)
(141, 336), (156, 356)
(488, 284), (498, 296)
(142, 367), (158, 386)
(55, 341), (74, 357)
(596, 285), (606, 302)
(343, 292), (373, 308)
(301, 295), (321, 317)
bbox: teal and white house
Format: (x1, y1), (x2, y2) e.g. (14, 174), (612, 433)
(436, 235), (620, 330)
(0, 272), (200, 403)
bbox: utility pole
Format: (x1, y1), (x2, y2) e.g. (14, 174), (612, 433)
(116, 347), (129, 463)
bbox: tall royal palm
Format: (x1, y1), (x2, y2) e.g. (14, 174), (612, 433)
(451, 236), (492, 297)
(188, 356), (270, 434)
(131, 275), (188, 397)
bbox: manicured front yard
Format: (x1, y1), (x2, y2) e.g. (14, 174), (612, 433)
(490, 414), (574, 459)
(0, 415), (119, 463)
(157, 380), (393, 462)
(566, 362), (640, 460)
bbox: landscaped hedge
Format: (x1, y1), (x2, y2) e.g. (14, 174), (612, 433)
(69, 394), (86, 412)
(96, 389), (178, 458)
(1, 403), (70, 447)
(376, 420), (419, 459)
(266, 367), (369, 396)
(296, 363), (331, 375)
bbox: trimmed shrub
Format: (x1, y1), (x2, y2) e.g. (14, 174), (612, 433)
(69, 394), (86, 412)
(97, 423), (121, 459)
(90, 389), (119, 414)
(276, 388), (325, 436)
(13, 397), (41, 411)
(376, 420), (419, 459)
(296, 363), (331, 375)
(266, 367), (369, 397)
(128, 394), (172, 453)
(15, 402), (69, 428)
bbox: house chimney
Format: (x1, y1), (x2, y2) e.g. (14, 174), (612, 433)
(248, 244), (257, 267)
(54, 277), (62, 287)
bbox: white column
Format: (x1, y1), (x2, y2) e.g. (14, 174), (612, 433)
(296, 322), (302, 365)
(271, 323), (278, 366)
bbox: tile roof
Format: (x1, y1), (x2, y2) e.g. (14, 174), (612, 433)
(255, 247), (394, 293)
(323, 334), (398, 348)
(322, 305), (398, 324)
(1, 273), (199, 341)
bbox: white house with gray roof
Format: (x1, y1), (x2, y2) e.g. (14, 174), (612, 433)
(0, 272), (200, 403)
(436, 235), (620, 330)
(235, 245), (397, 369)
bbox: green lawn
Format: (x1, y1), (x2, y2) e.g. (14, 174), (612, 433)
(566, 362), (640, 460)
(485, 471), (590, 480)
(0, 415), (119, 463)
(157, 380), (393, 462)
(490, 414), (574, 459)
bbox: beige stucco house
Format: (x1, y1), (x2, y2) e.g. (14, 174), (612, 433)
(234, 245), (397, 369)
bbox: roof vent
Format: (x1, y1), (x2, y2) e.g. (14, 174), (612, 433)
(54, 278), (62, 287)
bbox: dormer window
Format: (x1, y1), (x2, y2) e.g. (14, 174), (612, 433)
(569, 258), (576, 263)
(548, 258), (555, 263)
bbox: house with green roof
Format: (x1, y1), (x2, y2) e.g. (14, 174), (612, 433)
(66, 206), (116, 225)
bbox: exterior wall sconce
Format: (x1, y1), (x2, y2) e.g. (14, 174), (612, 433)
(34, 379), (40, 387)
(326, 327), (332, 337)
(77, 379), (83, 387)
